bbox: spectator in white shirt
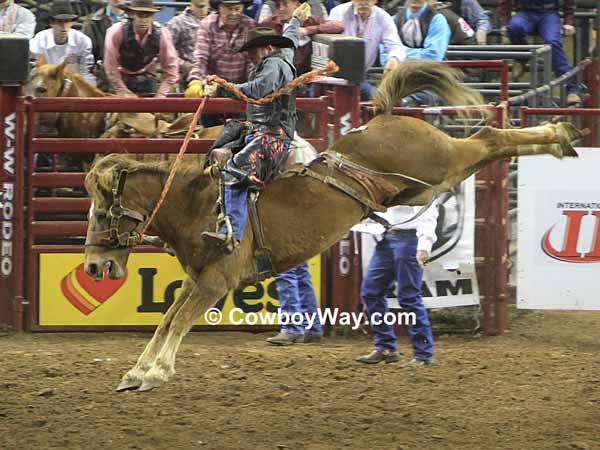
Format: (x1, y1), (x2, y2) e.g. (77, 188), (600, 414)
(0, 0), (36, 39)
(329, 0), (406, 100)
(29, 0), (96, 85)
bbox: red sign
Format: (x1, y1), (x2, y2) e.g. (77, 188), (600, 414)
(542, 210), (600, 263)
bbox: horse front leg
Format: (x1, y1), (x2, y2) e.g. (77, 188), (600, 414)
(138, 267), (234, 392)
(116, 275), (195, 392)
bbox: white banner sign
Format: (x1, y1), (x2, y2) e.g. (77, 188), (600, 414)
(518, 148), (600, 310)
(360, 177), (479, 309)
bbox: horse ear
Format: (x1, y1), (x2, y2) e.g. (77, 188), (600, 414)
(35, 54), (47, 67)
(57, 60), (68, 73)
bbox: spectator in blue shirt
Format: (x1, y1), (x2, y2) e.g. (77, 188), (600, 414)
(381, 0), (450, 105)
(396, 0), (451, 61)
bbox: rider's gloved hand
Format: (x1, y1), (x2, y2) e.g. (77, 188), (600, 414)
(203, 82), (218, 97)
(185, 79), (204, 98)
(292, 3), (311, 22)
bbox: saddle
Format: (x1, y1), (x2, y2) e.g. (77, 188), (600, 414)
(103, 112), (205, 139)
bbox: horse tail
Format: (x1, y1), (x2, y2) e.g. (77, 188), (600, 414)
(372, 60), (485, 116)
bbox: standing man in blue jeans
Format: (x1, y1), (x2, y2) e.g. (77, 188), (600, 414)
(500, 0), (580, 105)
(267, 262), (323, 345)
(356, 202), (438, 366)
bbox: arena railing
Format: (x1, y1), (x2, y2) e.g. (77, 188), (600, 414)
(20, 95), (330, 331)
(445, 45), (553, 107)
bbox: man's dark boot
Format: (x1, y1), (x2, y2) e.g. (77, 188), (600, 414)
(356, 350), (401, 364)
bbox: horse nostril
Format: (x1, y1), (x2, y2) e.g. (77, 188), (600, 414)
(87, 263), (99, 277)
(35, 87), (47, 94)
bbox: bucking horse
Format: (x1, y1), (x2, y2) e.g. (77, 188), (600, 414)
(83, 60), (582, 392)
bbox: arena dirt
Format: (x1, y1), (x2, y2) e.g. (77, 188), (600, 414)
(1, 310), (599, 450)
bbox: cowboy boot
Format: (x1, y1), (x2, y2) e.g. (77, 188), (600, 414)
(202, 185), (248, 250)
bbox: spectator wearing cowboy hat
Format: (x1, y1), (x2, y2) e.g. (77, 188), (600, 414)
(103, 0), (179, 97)
(185, 0), (256, 98)
(260, 0), (343, 75)
(29, 0), (96, 85)
(0, 0), (36, 39)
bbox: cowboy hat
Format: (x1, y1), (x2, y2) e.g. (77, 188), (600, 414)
(123, 0), (161, 13)
(209, 0), (253, 9)
(49, 0), (78, 21)
(237, 27), (295, 53)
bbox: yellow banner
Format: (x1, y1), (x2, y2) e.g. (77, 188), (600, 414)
(38, 253), (321, 326)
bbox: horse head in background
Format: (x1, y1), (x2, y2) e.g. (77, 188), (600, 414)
(24, 56), (224, 144)
(25, 55), (107, 138)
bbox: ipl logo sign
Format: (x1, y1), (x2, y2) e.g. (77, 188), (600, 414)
(541, 206), (600, 263)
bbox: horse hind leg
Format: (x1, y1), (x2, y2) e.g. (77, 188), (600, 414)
(116, 275), (195, 392)
(138, 267), (234, 392)
(470, 123), (583, 160)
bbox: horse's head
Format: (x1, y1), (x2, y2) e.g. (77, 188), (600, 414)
(83, 156), (150, 281)
(24, 55), (71, 98)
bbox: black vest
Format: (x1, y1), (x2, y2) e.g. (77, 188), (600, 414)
(119, 20), (162, 72)
(515, 0), (559, 12)
(437, 7), (476, 45)
(246, 53), (297, 139)
(396, 6), (439, 49)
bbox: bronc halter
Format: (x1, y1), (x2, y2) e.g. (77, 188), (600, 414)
(85, 169), (147, 249)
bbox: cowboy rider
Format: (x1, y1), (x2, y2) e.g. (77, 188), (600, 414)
(188, 3), (312, 251)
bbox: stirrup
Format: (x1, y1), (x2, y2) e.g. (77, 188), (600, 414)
(202, 215), (237, 253)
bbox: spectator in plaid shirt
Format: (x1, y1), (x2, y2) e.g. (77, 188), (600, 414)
(167, 0), (209, 83)
(185, 0), (255, 97)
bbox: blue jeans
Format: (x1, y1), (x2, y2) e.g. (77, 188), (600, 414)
(360, 233), (434, 360)
(220, 185), (248, 242)
(507, 11), (577, 94)
(360, 81), (374, 101)
(276, 262), (323, 335)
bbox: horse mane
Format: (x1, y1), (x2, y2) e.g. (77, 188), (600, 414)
(63, 67), (105, 97)
(85, 154), (211, 204)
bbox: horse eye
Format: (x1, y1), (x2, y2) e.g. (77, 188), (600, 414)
(35, 86), (48, 94)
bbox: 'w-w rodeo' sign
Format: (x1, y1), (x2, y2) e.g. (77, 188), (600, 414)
(518, 149), (600, 310)
(0, 84), (24, 330)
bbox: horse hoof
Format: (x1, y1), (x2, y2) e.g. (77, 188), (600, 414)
(137, 380), (161, 392)
(115, 378), (142, 392)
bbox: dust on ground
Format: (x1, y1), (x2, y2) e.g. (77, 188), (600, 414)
(1, 310), (599, 450)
